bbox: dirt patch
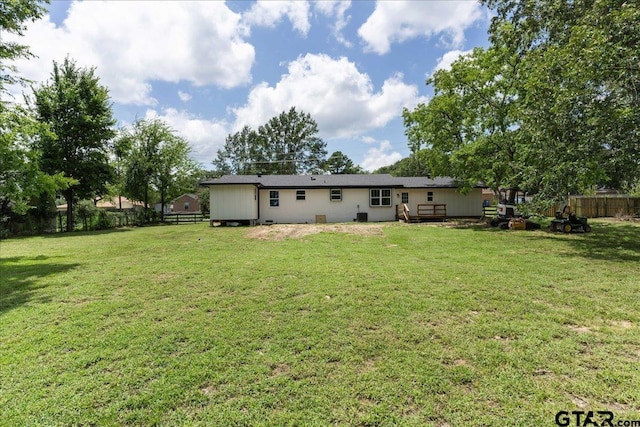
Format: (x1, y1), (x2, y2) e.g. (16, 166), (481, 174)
(567, 325), (593, 333)
(245, 223), (385, 241)
(610, 320), (634, 330)
(200, 385), (218, 395)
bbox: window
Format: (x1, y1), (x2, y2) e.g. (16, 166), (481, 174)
(401, 192), (409, 204)
(427, 191), (434, 202)
(184, 202), (190, 211)
(330, 188), (342, 201)
(269, 190), (279, 207)
(370, 188), (391, 206)
(296, 190), (306, 201)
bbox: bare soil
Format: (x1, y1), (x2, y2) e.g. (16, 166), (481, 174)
(245, 223), (386, 240)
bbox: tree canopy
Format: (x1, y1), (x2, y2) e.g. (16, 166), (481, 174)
(404, 46), (521, 193)
(404, 0), (640, 204)
(0, 106), (71, 216)
(32, 57), (116, 231)
(324, 151), (364, 174)
(0, 0), (72, 227)
(214, 107), (327, 175)
(0, 0), (48, 98)
(117, 118), (199, 221)
(373, 152), (430, 177)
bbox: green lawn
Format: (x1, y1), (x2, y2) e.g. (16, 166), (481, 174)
(1, 221), (639, 426)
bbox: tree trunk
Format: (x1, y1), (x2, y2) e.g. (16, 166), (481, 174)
(144, 186), (149, 224)
(65, 188), (74, 232)
(160, 192), (165, 223)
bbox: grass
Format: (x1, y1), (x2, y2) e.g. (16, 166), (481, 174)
(1, 220), (639, 426)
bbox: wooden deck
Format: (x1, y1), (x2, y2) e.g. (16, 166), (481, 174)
(397, 204), (447, 222)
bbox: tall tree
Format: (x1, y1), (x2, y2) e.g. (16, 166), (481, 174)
(484, 0), (640, 199)
(324, 151), (364, 174)
(213, 125), (260, 175)
(405, 0), (640, 204)
(0, 106), (71, 218)
(214, 108), (327, 175)
(0, 0), (48, 98)
(373, 152), (430, 177)
(403, 46), (523, 199)
(32, 58), (116, 231)
(257, 107), (327, 174)
(153, 135), (199, 221)
(111, 126), (133, 211)
(0, 0), (72, 231)
(118, 118), (198, 221)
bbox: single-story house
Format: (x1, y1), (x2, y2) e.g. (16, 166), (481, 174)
(171, 193), (200, 213)
(97, 196), (144, 211)
(200, 174), (483, 225)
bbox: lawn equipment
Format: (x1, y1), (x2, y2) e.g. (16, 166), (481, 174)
(490, 189), (532, 229)
(550, 205), (592, 233)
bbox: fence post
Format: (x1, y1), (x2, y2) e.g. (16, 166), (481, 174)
(627, 197), (631, 217)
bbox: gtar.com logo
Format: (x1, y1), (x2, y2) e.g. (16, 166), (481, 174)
(555, 411), (640, 427)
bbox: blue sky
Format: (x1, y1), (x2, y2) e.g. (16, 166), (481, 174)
(8, 1), (491, 171)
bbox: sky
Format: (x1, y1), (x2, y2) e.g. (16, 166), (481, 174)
(6, 0), (492, 171)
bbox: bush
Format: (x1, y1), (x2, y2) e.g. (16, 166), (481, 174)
(75, 200), (98, 231)
(96, 210), (114, 230)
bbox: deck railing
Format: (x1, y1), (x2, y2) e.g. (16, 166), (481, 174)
(416, 204), (446, 219)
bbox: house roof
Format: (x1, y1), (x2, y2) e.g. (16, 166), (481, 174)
(200, 174), (475, 189)
(171, 193), (198, 202)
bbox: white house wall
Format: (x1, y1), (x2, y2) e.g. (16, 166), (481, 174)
(402, 188), (482, 217)
(436, 188), (482, 216)
(258, 188), (396, 224)
(209, 185), (482, 224)
(210, 185), (258, 221)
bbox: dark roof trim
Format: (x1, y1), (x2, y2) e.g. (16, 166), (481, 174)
(200, 174), (483, 189)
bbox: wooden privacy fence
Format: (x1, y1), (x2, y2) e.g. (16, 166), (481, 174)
(480, 196), (639, 219)
(569, 196), (640, 218)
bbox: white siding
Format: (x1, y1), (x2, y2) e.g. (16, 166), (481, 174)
(210, 185), (482, 224)
(210, 185), (258, 221)
(258, 188), (397, 224)
(402, 188), (482, 217)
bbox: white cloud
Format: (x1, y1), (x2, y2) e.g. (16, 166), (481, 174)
(432, 49), (473, 75)
(231, 53), (426, 139)
(314, 1), (352, 47)
(144, 108), (230, 167)
(360, 140), (403, 172)
(242, 1), (311, 36)
(178, 91), (192, 102)
(7, 2), (254, 105)
(358, 1), (483, 55)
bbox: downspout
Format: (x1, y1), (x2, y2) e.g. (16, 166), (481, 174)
(256, 185), (260, 225)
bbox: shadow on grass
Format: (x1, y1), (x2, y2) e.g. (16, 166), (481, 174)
(562, 222), (640, 262)
(40, 227), (135, 239)
(462, 220), (640, 262)
(0, 256), (80, 314)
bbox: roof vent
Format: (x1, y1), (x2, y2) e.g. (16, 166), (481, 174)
(310, 176), (316, 180)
